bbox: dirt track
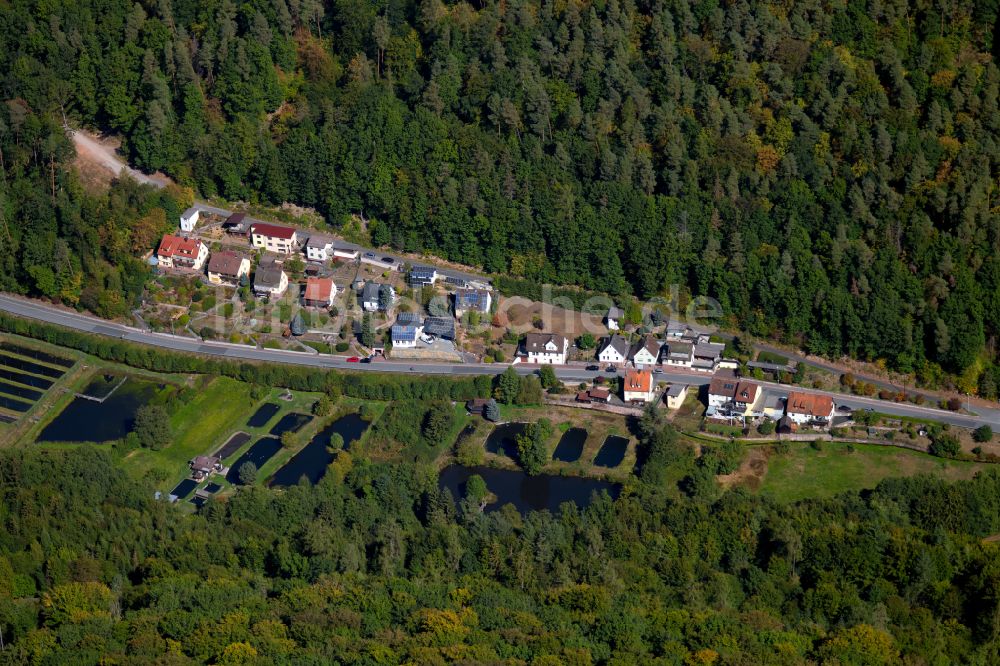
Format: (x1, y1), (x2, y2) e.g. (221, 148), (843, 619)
(70, 129), (172, 189)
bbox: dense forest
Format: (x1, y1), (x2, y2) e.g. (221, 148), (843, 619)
(3, 414), (1000, 663)
(3, 0), (1000, 389)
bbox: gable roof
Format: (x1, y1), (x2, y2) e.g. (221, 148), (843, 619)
(251, 222), (296, 240)
(524, 333), (567, 354)
(181, 207), (199, 220)
(666, 340), (693, 355)
(362, 282), (381, 303)
(395, 312), (422, 326)
(666, 384), (687, 397)
(423, 316), (455, 339)
(607, 306), (623, 319)
(305, 233), (335, 249)
(624, 368), (653, 393)
(588, 387), (611, 400)
(630, 335), (661, 360)
(734, 381), (759, 404)
(694, 342), (725, 358)
(785, 391), (834, 417)
(409, 265), (437, 279)
(455, 288), (490, 311)
(254, 263), (285, 287)
(304, 277), (335, 301)
(157, 234), (202, 259)
(709, 373), (739, 398)
(599, 334), (629, 357)
(391, 324), (418, 342)
(207, 251), (247, 276)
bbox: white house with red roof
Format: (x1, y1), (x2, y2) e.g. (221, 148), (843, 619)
(785, 391), (836, 426)
(157, 234), (208, 271)
(623, 368), (655, 403)
(303, 277), (337, 308)
(250, 222), (298, 254)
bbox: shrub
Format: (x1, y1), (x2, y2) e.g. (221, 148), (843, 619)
(237, 461), (257, 485)
(929, 434), (961, 458)
(973, 425), (993, 443)
(757, 419), (776, 435)
(810, 439), (824, 451)
(132, 405), (171, 450)
(946, 397), (962, 411)
(335, 342), (349, 352)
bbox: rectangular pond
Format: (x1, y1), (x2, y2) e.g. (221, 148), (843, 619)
(0, 367), (53, 390)
(203, 483), (221, 494)
(0, 353), (65, 378)
(269, 413), (313, 436)
(0, 342), (74, 368)
(269, 413), (369, 487)
(0, 381), (42, 403)
(439, 465), (620, 515)
(485, 422), (528, 458)
(553, 428), (588, 463)
(226, 437), (282, 484)
(246, 403), (280, 428)
(0, 395), (31, 413)
(170, 478), (198, 499)
(214, 432), (251, 460)
(37, 378), (160, 443)
(593, 436), (629, 468)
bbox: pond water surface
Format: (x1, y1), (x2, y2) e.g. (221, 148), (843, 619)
(0, 368), (53, 389)
(37, 378), (160, 443)
(0, 342), (74, 367)
(214, 432), (251, 459)
(246, 403), (280, 428)
(269, 413), (369, 487)
(439, 465), (620, 514)
(170, 478), (198, 499)
(269, 413), (312, 436)
(485, 422), (527, 458)
(226, 438), (282, 484)
(0, 353), (65, 378)
(552, 428), (588, 462)
(593, 436), (629, 467)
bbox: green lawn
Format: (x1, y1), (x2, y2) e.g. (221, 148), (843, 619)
(757, 442), (985, 502)
(755, 350), (790, 365)
(125, 377), (254, 486)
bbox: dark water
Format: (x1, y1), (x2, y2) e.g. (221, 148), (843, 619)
(246, 403), (280, 428)
(0, 353), (65, 378)
(0, 342), (74, 367)
(0, 413), (15, 423)
(37, 379), (160, 443)
(203, 483), (221, 494)
(214, 432), (251, 459)
(553, 428), (588, 462)
(0, 381), (42, 402)
(485, 422), (527, 458)
(0, 368), (53, 389)
(78, 374), (122, 400)
(0, 395), (31, 412)
(269, 413), (312, 436)
(439, 465), (620, 514)
(593, 436), (629, 467)
(170, 478), (198, 499)
(226, 438), (282, 484)
(269, 413), (369, 487)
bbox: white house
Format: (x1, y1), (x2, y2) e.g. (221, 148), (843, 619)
(629, 335), (661, 368)
(253, 262), (288, 297)
(664, 384), (688, 410)
(304, 234), (336, 262)
(597, 335), (629, 365)
(250, 223), (298, 254)
(785, 391), (836, 426)
(708, 374), (740, 408)
(157, 234), (208, 271)
(623, 368), (655, 403)
(333, 246), (360, 260)
(606, 306), (623, 331)
(524, 333), (568, 365)
(662, 340), (693, 368)
(303, 277), (337, 308)
(708, 373), (761, 416)
(391, 323), (421, 349)
(180, 207), (200, 232)
(206, 251), (251, 285)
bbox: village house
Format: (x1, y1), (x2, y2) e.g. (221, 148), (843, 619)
(179, 207), (200, 232)
(222, 212), (247, 234)
(597, 335), (629, 365)
(408, 265), (438, 287)
(524, 333), (569, 364)
(206, 251), (250, 286)
(629, 335), (661, 368)
(623, 368), (655, 403)
(253, 262), (288, 297)
(692, 341), (725, 371)
(304, 233), (337, 262)
(361, 282), (381, 311)
(605, 306), (623, 331)
(785, 391), (836, 426)
(157, 234), (208, 271)
(303, 277), (337, 308)
(250, 222), (298, 254)
(189, 455), (222, 481)
(454, 288), (492, 318)
(707, 373), (761, 415)
(707, 374), (739, 408)
(661, 340), (693, 368)
(664, 384), (688, 410)
(423, 316), (456, 340)
(391, 322), (421, 349)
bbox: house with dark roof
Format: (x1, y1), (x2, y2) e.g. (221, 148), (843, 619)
(629, 335), (661, 367)
(395, 312), (422, 326)
(423, 316), (456, 340)
(253, 262), (288, 297)
(597, 335), (629, 364)
(708, 372), (761, 416)
(222, 213), (247, 234)
(664, 384), (688, 409)
(206, 251), (250, 285)
(157, 234), (208, 270)
(391, 323), (421, 348)
(454, 288), (492, 317)
(662, 340), (693, 368)
(250, 222), (298, 254)
(408, 265), (438, 287)
(692, 341), (725, 372)
(524, 333), (569, 365)
(303, 277), (337, 308)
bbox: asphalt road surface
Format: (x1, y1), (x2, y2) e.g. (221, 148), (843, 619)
(0, 294), (993, 430)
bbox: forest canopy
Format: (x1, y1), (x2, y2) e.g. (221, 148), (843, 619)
(2, 0), (1000, 388)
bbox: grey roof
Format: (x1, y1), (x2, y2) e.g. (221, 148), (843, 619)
(629, 335), (661, 360)
(748, 360), (795, 372)
(362, 282), (380, 303)
(305, 233), (335, 248)
(525, 333), (567, 354)
(391, 324), (418, 342)
(455, 288), (490, 311)
(599, 334), (629, 357)
(181, 206), (199, 219)
(666, 384), (687, 397)
(445, 275), (467, 287)
(396, 312), (422, 326)
(694, 342), (725, 358)
(607, 306), (623, 319)
(423, 316), (455, 339)
(409, 265), (437, 279)
(253, 263), (285, 288)
(666, 340), (693, 356)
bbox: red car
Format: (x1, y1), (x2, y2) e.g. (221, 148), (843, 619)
(346, 356), (360, 363)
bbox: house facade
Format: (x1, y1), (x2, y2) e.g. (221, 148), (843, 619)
(524, 333), (568, 364)
(253, 263), (288, 297)
(180, 207), (199, 232)
(391, 323), (421, 348)
(206, 251), (250, 285)
(305, 234), (336, 262)
(629, 335), (661, 367)
(303, 277), (337, 308)
(623, 368), (655, 403)
(606, 306), (623, 331)
(785, 391), (835, 426)
(708, 374), (761, 415)
(597, 335), (629, 364)
(662, 340), (693, 368)
(250, 223), (298, 254)
(692, 341), (725, 371)
(664, 384), (688, 409)
(157, 234), (208, 270)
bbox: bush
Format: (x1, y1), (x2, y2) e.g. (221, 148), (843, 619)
(757, 419), (776, 436)
(929, 434), (961, 458)
(946, 397), (963, 411)
(810, 439), (824, 451)
(973, 425), (993, 443)
(132, 405), (171, 450)
(335, 342), (349, 352)
(237, 461), (257, 485)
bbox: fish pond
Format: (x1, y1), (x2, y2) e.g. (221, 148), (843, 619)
(214, 432), (251, 460)
(439, 465), (620, 514)
(37, 377), (163, 443)
(0, 353), (65, 378)
(0, 368), (53, 390)
(552, 428), (588, 462)
(226, 438), (282, 484)
(485, 422), (528, 458)
(246, 403), (280, 428)
(170, 478), (198, 499)
(269, 413), (312, 436)
(593, 436), (630, 468)
(269, 413), (369, 487)
(0, 342), (74, 367)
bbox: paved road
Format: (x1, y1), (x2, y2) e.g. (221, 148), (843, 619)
(0, 294), (992, 430)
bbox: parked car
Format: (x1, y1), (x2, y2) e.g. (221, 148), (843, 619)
(585, 365), (600, 371)
(360, 357), (371, 364)
(382, 257), (395, 264)
(606, 364), (618, 372)
(347, 356), (360, 362)
(362, 252), (376, 259)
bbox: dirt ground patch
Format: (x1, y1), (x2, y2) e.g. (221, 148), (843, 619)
(71, 129), (172, 192)
(717, 445), (770, 491)
(503, 300), (605, 340)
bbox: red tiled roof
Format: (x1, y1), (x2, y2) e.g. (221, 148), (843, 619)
(786, 391), (834, 417)
(734, 381), (759, 404)
(588, 387), (610, 400)
(625, 368), (653, 393)
(304, 277), (334, 301)
(158, 234), (202, 259)
(251, 222), (296, 240)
